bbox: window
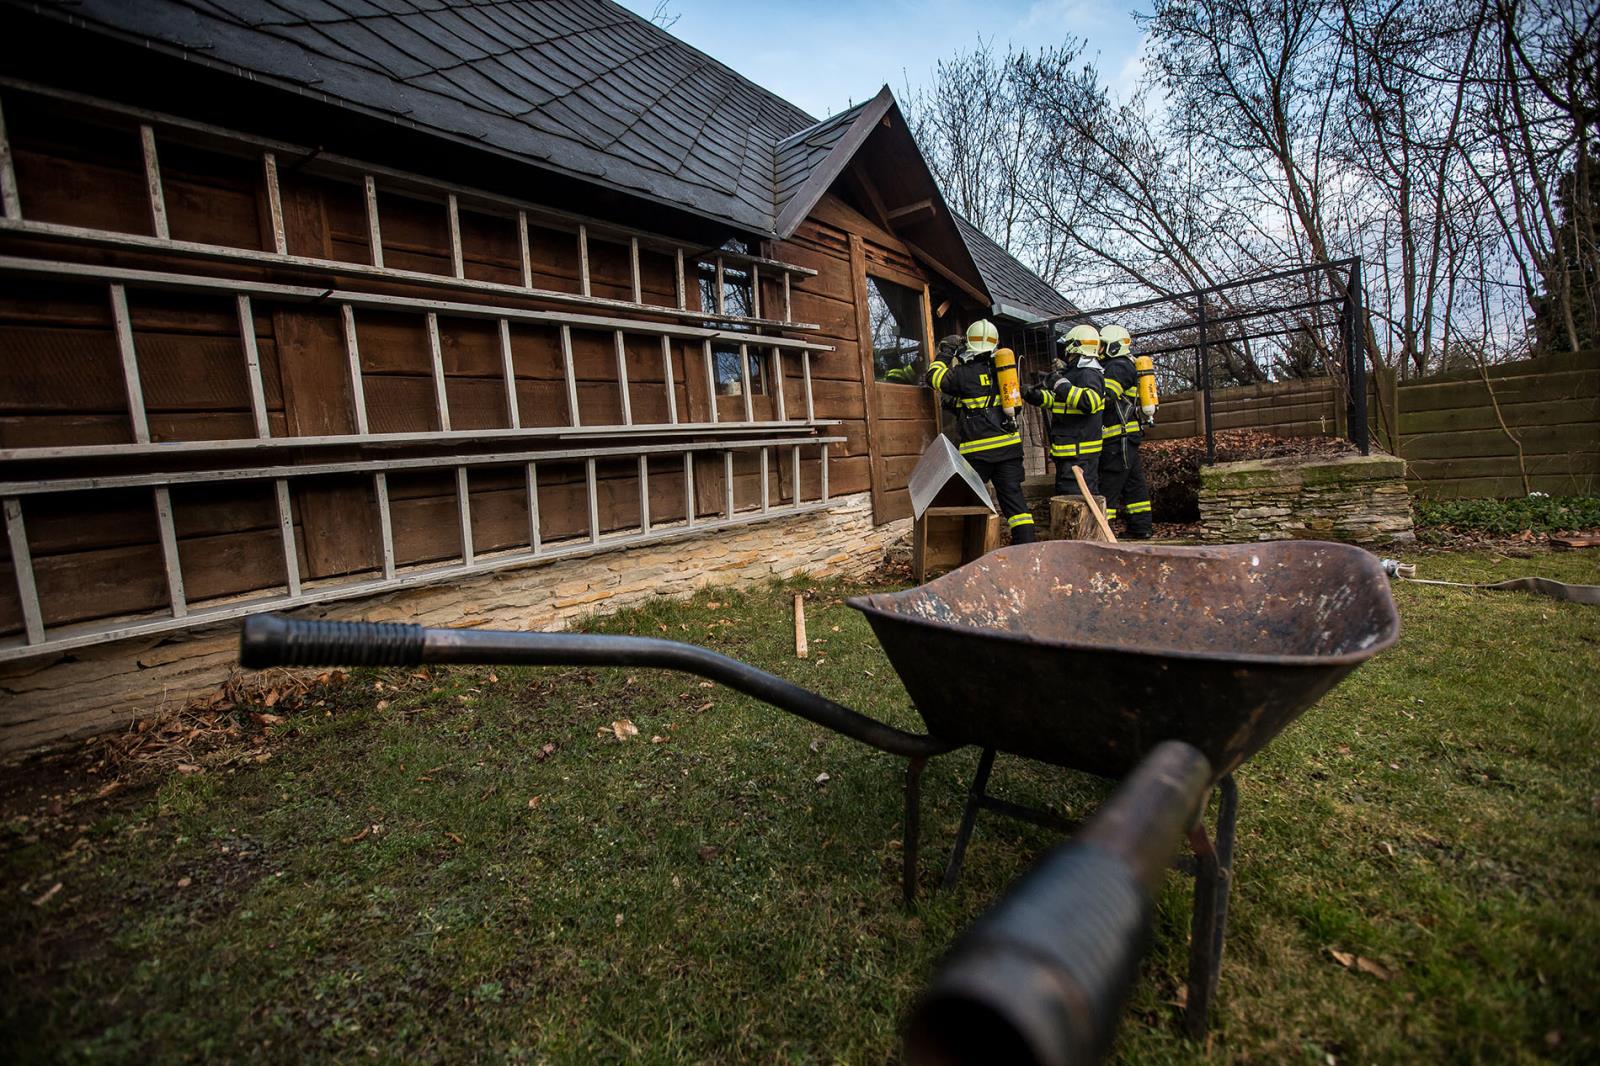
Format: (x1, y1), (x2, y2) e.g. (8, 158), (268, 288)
(700, 240), (765, 395)
(867, 276), (927, 385)
(697, 239), (755, 321)
(712, 344), (765, 396)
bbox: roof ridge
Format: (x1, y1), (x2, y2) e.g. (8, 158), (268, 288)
(776, 97), (873, 149)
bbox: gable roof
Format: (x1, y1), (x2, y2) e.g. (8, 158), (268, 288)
(17, 0), (1075, 318)
(954, 215), (1079, 322)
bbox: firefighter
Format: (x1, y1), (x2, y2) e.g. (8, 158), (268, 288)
(925, 319), (1038, 544)
(933, 335), (964, 438)
(1097, 324), (1153, 538)
(1037, 324), (1106, 497)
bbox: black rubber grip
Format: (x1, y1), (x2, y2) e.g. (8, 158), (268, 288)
(907, 845), (1152, 1066)
(239, 613), (425, 669)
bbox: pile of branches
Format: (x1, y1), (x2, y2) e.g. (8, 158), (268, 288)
(1142, 430), (1359, 522)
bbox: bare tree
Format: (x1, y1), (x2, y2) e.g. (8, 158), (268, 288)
(904, 0), (1595, 389)
(904, 41), (1073, 281)
(647, 2), (679, 31)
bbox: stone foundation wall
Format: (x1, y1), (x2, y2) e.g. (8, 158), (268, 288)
(1200, 454), (1414, 544)
(1, 493), (901, 756)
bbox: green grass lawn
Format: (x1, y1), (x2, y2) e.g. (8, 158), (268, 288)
(3, 548), (1598, 1064)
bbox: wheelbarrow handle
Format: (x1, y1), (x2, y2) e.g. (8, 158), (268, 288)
(906, 740), (1213, 1066)
(240, 614), (951, 759)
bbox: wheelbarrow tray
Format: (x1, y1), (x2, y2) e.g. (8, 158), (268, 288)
(850, 540), (1399, 781)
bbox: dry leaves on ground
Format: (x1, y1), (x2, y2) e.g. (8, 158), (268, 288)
(1329, 948), (1397, 981)
(610, 719), (639, 741)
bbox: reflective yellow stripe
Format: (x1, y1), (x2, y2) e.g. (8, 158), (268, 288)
(958, 432), (1021, 454)
(1126, 501), (1152, 513)
(1051, 439), (1104, 457)
(1088, 393), (1105, 413)
(929, 361), (949, 388)
(1007, 513), (1034, 527)
(959, 396), (998, 408)
(1103, 423), (1124, 438)
(1105, 380), (1126, 397)
(1124, 420), (1141, 433)
(1105, 507), (1118, 518)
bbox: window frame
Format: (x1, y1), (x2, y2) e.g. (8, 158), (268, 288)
(698, 249), (767, 397)
(864, 270), (931, 388)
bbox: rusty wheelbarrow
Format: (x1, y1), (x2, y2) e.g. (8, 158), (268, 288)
(238, 539), (1397, 1062)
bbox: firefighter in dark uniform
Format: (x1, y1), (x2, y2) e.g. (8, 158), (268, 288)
(924, 319), (1038, 543)
(1038, 323), (1106, 496)
(932, 335), (964, 440)
(1098, 324), (1153, 538)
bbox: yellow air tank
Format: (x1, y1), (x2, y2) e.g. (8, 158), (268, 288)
(1134, 354), (1159, 422)
(993, 347), (1022, 416)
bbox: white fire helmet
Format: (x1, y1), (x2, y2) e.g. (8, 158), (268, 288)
(1100, 324), (1132, 357)
(964, 319), (999, 354)
(1060, 323), (1101, 361)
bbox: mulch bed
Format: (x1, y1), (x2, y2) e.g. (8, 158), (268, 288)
(1142, 430), (1361, 522)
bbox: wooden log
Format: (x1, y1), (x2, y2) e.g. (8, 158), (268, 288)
(1049, 495), (1111, 541)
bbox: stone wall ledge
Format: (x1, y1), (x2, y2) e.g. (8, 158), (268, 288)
(1, 492), (901, 757)
(1200, 453), (1406, 491)
(1200, 452), (1414, 547)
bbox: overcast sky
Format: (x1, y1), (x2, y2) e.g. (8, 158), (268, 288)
(615, 0), (1148, 119)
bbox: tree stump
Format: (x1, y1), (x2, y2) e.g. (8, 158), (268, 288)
(1050, 495), (1111, 541)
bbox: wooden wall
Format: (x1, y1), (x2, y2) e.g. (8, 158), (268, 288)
(1143, 378), (1345, 442)
(771, 195), (943, 524)
(0, 90), (854, 640)
(1396, 349), (1600, 499)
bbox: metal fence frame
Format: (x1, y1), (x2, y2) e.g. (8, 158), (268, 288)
(1026, 259), (1369, 463)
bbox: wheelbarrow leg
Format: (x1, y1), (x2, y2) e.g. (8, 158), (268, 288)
(903, 755), (928, 906)
(941, 747), (997, 891)
(1184, 774), (1238, 1039)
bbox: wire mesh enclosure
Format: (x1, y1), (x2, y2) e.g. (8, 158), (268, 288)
(1013, 260), (1370, 464)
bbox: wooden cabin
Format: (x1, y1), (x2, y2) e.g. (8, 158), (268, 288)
(0, 0), (1075, 750)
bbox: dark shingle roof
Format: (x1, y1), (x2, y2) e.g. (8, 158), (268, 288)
(774, 98), (870, 217)
(30, 0), (819, 232)
(954, 215), (1078, 322)
(20, 0), (1074, 317)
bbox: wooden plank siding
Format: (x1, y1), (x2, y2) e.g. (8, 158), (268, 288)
(772, 194), (943, 524)
(0, 96), (845, 642)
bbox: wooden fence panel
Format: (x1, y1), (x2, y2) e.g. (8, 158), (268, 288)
(1397, 350), (1600, 499)
(1139, 351), (1598, 499)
